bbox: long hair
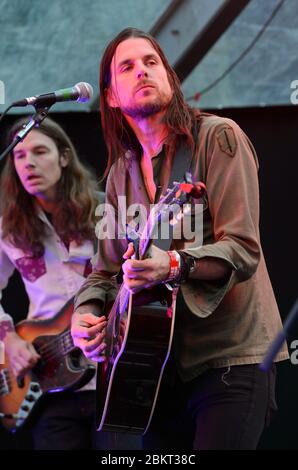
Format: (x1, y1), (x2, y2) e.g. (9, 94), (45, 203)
(0, 117), (98, 256)
(100, 27), (199, 179)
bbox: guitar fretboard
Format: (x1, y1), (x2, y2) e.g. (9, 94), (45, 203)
(60, 330), (75, 355)
(118, 285), (130, 317)
(37, 329), (75, 361)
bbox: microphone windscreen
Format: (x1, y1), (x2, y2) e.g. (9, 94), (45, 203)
(75, 82), (94, 102)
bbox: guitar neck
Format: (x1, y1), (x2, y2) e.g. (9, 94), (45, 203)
(58, 329), (76, 356)
(36, 329), (76, 358)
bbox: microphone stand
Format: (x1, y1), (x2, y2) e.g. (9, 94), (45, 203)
(0, 105), (51, 163)
(260, 296), (298, 371)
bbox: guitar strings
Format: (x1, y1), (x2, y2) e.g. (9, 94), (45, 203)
(33, 286), (128, 362)
(34, 329), (73, 361)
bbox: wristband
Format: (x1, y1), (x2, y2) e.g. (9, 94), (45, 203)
(166, 251), (181, 281)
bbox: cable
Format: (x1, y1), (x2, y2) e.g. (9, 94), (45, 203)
(186, 0), (287, 101)
(0, 104), (14, 125)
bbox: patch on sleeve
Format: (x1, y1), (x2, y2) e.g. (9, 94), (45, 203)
(216, 126), (237, 157)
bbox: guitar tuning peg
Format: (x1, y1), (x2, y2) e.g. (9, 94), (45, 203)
(184, 172), (193, 184)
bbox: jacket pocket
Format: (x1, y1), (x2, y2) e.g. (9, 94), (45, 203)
(15, 255), (46, 282)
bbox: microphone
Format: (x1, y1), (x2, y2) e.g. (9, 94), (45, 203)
(11, 82), (93, 107)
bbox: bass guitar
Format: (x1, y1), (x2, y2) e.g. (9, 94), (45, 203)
(0, 297), (95, 431)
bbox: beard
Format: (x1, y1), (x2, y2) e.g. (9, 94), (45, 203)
(122, 93), (170, 120)
(122, 102), (162, 119)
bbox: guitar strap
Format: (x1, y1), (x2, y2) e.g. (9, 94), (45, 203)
(153, 118), (201, 252)
(164, 119), (200, 192)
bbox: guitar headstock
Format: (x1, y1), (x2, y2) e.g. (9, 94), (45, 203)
(151, 172), (205, 221)
(139, 173), (206, 257)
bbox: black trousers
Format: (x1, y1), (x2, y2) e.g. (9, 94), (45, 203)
(143, 363), (277, 450)
(18, 365), (276, 450)
(29, 390), (141, 450)
(28, 391), (98, 450)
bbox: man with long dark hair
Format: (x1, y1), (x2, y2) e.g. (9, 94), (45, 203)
(71, 28), (288, 450)
(0, 117), (105, 449)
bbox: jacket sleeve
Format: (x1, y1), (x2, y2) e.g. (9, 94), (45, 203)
(181, 117), (261, 316)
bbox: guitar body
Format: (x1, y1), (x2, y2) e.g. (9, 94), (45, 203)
(96, 287), (176, 434)
(0, 300), (95, 431)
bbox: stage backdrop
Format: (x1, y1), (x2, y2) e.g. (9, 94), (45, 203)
(0, 105), (297, 449)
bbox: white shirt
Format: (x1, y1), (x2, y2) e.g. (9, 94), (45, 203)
(0, 211), (94, 323)
(0, 210), (96, 390)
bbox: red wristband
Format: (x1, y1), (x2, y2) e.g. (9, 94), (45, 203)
(166, 251), (181, 281)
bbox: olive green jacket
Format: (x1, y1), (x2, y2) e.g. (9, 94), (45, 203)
(74, 114), (288, 381)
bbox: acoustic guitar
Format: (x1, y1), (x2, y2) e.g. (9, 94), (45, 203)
(96, 175), (205, 434)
